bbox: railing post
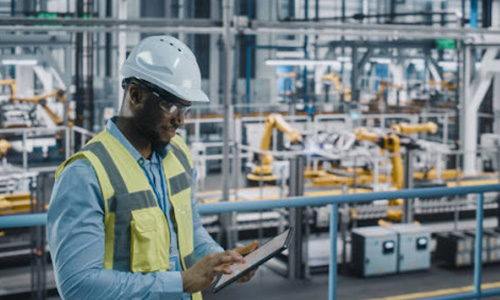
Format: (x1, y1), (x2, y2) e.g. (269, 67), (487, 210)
(329, 203), (338, 300)
(288, 155), (308, 279)
(474, 193), (484, 300)
(403, 150), (414, 223)
(22, 130), (28, 170)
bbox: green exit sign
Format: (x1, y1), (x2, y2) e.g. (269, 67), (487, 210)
(435, 39), (456, 50)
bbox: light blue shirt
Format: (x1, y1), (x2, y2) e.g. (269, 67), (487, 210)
(47, 117), (223, 300)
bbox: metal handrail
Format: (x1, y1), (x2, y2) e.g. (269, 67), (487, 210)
(1, 184), (500, 300)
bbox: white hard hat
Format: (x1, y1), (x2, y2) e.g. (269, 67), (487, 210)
(121, 35), (209, 103)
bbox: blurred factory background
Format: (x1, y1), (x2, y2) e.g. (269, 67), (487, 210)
(1, 0), (500, 299)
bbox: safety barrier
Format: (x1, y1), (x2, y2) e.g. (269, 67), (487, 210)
(1, 184), (500, 300)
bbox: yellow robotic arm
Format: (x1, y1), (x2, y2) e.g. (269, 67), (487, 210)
(9, 89), (67, 125)
(0, 79), (16, 97)
(354, 128), (382, 144)
(390, 122), (438, 135)
(322, 73), (352, 102)
(355, 121), (437, 190)
(248, 113), (302, 184)
(355, 128), (403, 189)
(373, 80), (404, 104)
(0, 139), (11, 159)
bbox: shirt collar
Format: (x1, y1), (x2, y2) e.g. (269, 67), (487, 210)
(106, 116), (169, 164)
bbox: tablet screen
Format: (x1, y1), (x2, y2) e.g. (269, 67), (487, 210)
(213, 228), (293, 293)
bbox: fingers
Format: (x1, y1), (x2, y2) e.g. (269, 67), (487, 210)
(213, 264), (232, 275)
(236, 268), (258, 283)
(233, 240), (259, 256)
(210, 250), (244, 266)
(246, 240), (259, 252)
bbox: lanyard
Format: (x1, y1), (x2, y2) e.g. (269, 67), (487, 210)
(141, 152), (167, 212)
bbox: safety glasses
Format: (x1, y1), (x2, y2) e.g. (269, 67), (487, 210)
(155, 95), (192, 116)
(123, 79), (192, 116)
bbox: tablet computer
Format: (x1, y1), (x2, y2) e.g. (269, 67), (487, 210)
(212, 227), (294, 293)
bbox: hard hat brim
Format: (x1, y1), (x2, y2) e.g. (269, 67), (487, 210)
(162, 81), (210, 103)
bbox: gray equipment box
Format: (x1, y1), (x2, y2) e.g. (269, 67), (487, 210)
(351, 226), (398, 277)
(436, 232), (473, 267)
(484, 230), (500, 262)
(484, 229), (500, 249)
(464, 231), (489, 263)
(464, 230), (488, 249)
(386, 224), (431, 272)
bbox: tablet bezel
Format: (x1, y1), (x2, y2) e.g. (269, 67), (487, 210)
(212, 227), (294, 293)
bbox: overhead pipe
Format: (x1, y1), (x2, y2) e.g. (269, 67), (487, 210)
(2, 18), (500, 40)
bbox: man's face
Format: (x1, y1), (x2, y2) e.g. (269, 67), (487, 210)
(129, 82), (190, 148)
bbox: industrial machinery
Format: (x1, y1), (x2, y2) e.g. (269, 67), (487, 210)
(353, 121), (438, 190)
(247, 113), (302, 185)
(351, 224), (430, 277)
(9, 89), (69, 127)
(428, 79), (457, 92)
(368, 80), (404, 112)
(0, 139), (11, 160)
(351, 226), (398, 277)
(322, 73), (351, 102)
(386, 224), (431, 273)
(0, 79), (31, 128)
(0, 79), (16, 98)
(436, 231), (476, 267)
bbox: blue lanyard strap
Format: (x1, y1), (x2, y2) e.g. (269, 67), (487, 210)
(140, 152), (167, 212)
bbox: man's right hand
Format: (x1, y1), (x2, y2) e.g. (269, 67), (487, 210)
(181, 250), (244, 293)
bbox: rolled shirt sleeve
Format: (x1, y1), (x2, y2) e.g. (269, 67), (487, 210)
(47, 160), (184, 300)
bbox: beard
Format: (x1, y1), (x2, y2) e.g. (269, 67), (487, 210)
(139, 123), (170, 150)
(133, 108), (171, 151)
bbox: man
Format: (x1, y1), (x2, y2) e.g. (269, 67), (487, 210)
(47, 35), (257, 300)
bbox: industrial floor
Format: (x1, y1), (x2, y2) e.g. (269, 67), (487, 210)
(2, 259), (500, 300)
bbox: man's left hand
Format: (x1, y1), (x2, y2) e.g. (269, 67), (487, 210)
(232, 241), (259, 283)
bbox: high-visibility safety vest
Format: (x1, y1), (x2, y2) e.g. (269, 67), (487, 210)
(56, 130), (202, 300)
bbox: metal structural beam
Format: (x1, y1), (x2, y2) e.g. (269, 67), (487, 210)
(492, 0), (500, 135)
(463, 48), (500, 175)
(0, 17), (221, 27)
(3, 17), (500, 41)
(328, 39), (435, 49)
(426, 55), (443, 85)
(221, 0), (235, 249)
(0, 34), (72, 47)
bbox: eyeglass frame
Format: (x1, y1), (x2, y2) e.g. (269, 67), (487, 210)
(122, 78), (192, 116)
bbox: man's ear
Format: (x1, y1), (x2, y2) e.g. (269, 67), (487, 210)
(128, 84), (145, 108)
